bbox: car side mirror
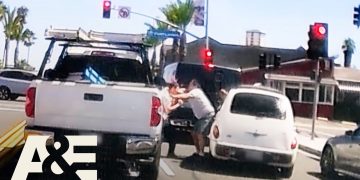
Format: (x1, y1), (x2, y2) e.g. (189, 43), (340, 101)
(345, 130), (353, 136)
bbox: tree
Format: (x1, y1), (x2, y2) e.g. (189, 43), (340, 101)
(342, 38), (356, 68)
(3, 8), (18, 68)
(160, 0), (195, 62)
(13, 6), (28, 67)
(23, 29), (36, 63)
(144, 21), (169, 75)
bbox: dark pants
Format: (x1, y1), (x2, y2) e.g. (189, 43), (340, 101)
(163, 122), (176, 154)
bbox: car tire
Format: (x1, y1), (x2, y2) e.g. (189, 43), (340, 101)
(10, 94), (19, 101)
(320, 146), (336, 177)
(0, 86), (10, 100)
(139, 148), (161, 180)
(279, 165), (294, 178)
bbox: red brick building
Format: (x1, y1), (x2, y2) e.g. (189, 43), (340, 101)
(167, 37), (337, 119)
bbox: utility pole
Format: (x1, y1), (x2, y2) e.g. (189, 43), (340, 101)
(205, 0), (209, 49)
(311, 59), (320, 140)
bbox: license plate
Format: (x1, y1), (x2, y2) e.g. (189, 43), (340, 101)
(245, 151), (263, 161)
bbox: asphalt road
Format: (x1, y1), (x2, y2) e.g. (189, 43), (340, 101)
(0, 99), (26, 136)
(157, 143), (352, 180)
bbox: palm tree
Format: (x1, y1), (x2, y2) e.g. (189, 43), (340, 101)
(3, 8), (18, 68)
(145, 21), (169, 74)
(23, 29), (35, 63)
(160, 0), (195, 62)
(342, 38), (356, 68)
(13, 6), (28, 67)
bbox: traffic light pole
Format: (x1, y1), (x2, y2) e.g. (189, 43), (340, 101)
(205, 0), (209, 49)
(311, 59), (320, 140)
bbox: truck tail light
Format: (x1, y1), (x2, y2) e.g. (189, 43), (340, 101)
(25, 87), (36, 118)
(291, 137), (297, 149)
(150, 96), (161, 127)
(213, 125), (220, 139)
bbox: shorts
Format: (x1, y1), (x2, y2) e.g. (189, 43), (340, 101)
(193, 113), (215, 136)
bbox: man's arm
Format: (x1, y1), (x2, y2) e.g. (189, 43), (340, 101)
(171, 92), (192, 100)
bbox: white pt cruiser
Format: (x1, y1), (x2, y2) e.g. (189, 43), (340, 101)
(209, 86), (298, 178)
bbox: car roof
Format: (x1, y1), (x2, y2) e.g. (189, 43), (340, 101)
(230, 85), (286, 99)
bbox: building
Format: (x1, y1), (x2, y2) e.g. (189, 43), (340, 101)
(333, 67), (360, 123)
(164, 37), (342, 119)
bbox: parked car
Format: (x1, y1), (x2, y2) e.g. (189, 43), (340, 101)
(320, 127), (360, 179)
(208, 86), (298, 178)
(0, 69), (36, 100)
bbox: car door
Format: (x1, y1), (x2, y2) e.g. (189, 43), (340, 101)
(6, 71), (30, 95)
(349, 127), (360, 175)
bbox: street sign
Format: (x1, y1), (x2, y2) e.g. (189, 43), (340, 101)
(118, 6), (131, 19)
(147, 29), (180, 39)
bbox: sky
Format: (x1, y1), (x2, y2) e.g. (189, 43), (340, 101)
(2, 0), (360, 69)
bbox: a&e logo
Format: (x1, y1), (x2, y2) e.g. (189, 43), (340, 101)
(12, 135), (97, 180)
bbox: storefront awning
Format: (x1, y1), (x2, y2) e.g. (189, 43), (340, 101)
(264, 74), (338, 85)
(338, 84), (360, 92)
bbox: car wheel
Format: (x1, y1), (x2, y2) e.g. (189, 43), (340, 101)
(320, 146), (336, 177)
(10, 94), (19, 101)
(279, 166), (294, 178)
(0, 86), (10, 100)
(139, 147), (161, 180)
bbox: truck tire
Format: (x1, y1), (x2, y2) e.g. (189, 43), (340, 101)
(280, 165), (294, 178)
(139, 148), (161, 180)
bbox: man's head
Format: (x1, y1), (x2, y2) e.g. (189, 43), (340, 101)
(187, 79), (200, 91)
(167, 83), (179, 94)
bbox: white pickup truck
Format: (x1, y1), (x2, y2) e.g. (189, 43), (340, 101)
(25, 28), (163, 179)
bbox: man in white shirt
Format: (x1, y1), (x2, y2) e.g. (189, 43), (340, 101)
(171, 79), (215, 157)
(161, 83), (183, 157)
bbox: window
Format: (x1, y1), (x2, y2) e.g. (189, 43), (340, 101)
(0, 71), (23, 79)
(231, 93), (286, 120)
(286, 88), (299, 101)
(21, 72), (36, 81)
(54, 55), (147, 83)
(302, 89), (314, 102)
(285, 82), (300, 102)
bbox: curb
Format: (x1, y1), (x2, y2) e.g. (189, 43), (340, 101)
(298, 144), (322, 157)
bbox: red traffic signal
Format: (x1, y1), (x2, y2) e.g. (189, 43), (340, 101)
(312, 23), (327, 40)
(201, 48), (214, 69)
(103, 0), (111, 19)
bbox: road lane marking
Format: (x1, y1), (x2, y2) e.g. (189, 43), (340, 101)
(160, 159), (175, 177)
(298, 149), (320, 161)
(0, 103), (24, 108)
(0, 107), (23, 112)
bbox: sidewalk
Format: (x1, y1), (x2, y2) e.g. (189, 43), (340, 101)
(297, 134), (327, 157)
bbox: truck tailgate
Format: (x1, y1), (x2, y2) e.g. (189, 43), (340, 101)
(32, 81), (158, 135)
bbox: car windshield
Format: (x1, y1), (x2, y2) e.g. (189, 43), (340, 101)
(53, 55), (147, 83)
(230, 93), (286, 119)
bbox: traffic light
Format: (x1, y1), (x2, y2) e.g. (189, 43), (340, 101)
(354, 5), (360, 27)
(202, 48), (214, 69)
(274, 54), (281, 69)
(103, 0), (111, 19)
(307, 23), (328, 60)
(259, 53), (266, 69)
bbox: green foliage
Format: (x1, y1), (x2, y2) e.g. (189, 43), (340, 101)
(342, 38), (356, 54)
(160, 0), (195, 29)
